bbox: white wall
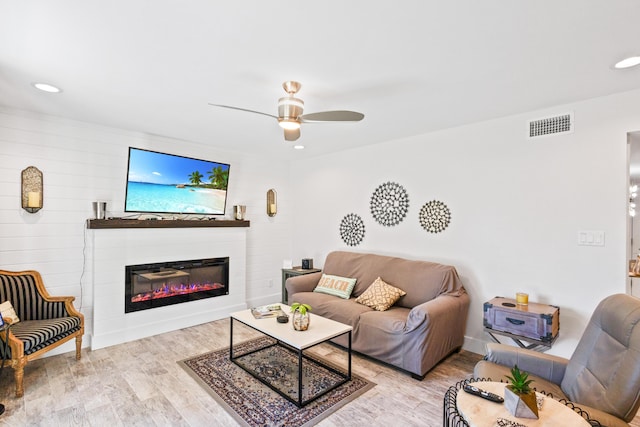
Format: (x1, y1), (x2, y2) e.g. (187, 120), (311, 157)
(290, 89), (640, 358)
(0, 107), (291, 353)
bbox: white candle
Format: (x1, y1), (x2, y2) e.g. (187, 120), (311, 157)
(27, 191), (40, 208)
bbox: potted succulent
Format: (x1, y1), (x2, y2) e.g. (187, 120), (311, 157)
(504, 365), (539, 419)
(290, 302), (312, 331)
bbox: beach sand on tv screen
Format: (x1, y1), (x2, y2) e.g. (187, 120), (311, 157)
(126, 182), (226, 214)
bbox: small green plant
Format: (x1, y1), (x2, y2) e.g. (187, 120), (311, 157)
(290, 302), (312, 315)
(505, 365), (534, 394)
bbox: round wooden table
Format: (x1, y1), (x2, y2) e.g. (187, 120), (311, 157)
(455, 381), (591, 427)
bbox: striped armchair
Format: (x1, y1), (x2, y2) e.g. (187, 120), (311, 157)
(0, 270), (84, 397)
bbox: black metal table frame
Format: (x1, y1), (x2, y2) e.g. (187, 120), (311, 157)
(484, 327), (558, 352)
(229, 316), (352, 407)
(443, 378), (602, 427)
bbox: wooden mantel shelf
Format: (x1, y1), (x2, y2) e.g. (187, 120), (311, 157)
(87, 218), (250, 229)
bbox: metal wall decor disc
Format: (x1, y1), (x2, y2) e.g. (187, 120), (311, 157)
(369, 182), (410, 226)
(340, 213), (365, 246)
(419, 200), (451, 233)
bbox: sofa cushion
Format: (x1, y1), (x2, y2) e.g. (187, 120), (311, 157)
(8, 317), (82, 356)
(313, 274), (357, 299)
(355, 277), (406, 311)
(289, 291), (373, 328)
(321, 251), (465, 308)
(358, 306), (410, 334)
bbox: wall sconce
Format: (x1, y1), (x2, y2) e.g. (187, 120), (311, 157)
(21, 166), (43, 213)
(267, 189), (277, 217)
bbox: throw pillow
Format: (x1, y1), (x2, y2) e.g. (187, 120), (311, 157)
(355, 277), (406, 311)
(0, 300), (20, 324)
(313, 274), (357, 299)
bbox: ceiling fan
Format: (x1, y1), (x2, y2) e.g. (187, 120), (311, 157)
(209, 81), (364, 141)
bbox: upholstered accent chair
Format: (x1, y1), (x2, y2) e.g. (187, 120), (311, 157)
(0, 270), (84, 397)
(474, 294), (640, 427)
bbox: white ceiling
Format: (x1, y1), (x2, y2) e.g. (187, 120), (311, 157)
(1, 1), (640, 159)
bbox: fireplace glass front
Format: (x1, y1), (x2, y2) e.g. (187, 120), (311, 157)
(125, 257), (229, 313)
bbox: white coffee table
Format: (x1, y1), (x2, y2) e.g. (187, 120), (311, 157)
(230, 304), (353, 407)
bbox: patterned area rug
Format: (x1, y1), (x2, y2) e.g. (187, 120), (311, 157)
(179, 336), (375, 427)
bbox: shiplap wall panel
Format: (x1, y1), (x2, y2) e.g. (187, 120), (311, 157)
(0, 107), (292, 354)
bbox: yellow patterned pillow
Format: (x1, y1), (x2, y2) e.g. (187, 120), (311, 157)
(355, 277), (406, 311)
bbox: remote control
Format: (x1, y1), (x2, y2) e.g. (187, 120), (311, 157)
(463, 384), (504, 403)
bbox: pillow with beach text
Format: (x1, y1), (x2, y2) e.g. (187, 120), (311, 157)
(313, 274), (357, 299)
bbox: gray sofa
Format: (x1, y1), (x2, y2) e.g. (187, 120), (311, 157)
(286, 251), (469, 379)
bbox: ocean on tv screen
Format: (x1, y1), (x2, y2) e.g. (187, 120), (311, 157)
(125, 182), (226, 214)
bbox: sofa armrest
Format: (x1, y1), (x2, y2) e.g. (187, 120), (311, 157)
(285, 272), (322, 303)
(483, 342), (568, 385)
(401, 292), (469, 376)
(406, 293), (469, 333)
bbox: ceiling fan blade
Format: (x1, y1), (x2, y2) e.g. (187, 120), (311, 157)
(284, 128), (300, 141)
(208, 103), (277, 119)
(299, 110), (364, 123)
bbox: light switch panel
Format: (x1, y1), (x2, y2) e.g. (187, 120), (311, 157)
(578, 230), (605, 246)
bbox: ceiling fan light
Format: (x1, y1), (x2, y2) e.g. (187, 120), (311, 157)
(278, 118), (301, 130)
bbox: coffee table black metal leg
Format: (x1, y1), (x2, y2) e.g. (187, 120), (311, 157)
(348, 330), (352, 380)
(298, 349), (303, 406)
(229, 317), (234, 360)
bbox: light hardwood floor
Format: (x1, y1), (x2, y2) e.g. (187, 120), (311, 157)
(0, 319), (638, 427)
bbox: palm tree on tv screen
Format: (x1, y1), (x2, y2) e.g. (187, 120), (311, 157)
(208, 166), (228, 190)
(188, 171), (204, 186)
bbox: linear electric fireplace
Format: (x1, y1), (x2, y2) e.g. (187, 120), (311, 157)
(125, 257), (229, 313)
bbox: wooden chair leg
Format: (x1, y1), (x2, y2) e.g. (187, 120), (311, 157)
(14, 358), (25, 398)
(75, 335), (82, 360)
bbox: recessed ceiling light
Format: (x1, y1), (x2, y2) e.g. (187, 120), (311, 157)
(293, 145), (305, 150)
(32, 82), (62, 93)
(614, 56), (640, 69)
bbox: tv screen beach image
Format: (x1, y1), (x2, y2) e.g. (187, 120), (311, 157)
(125, 148), (230, 215)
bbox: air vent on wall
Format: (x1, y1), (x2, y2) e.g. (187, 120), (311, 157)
(527, 112), (573, 139)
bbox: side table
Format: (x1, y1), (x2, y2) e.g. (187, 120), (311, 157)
(444, 379), (600, 426)
(483, 297), (559, 352)
(281, 267), (321, 303)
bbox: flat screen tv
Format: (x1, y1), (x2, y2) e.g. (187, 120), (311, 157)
(125, 147), (230, 215)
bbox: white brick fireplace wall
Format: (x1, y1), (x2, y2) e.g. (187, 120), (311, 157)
(88, 225), (248, 349)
